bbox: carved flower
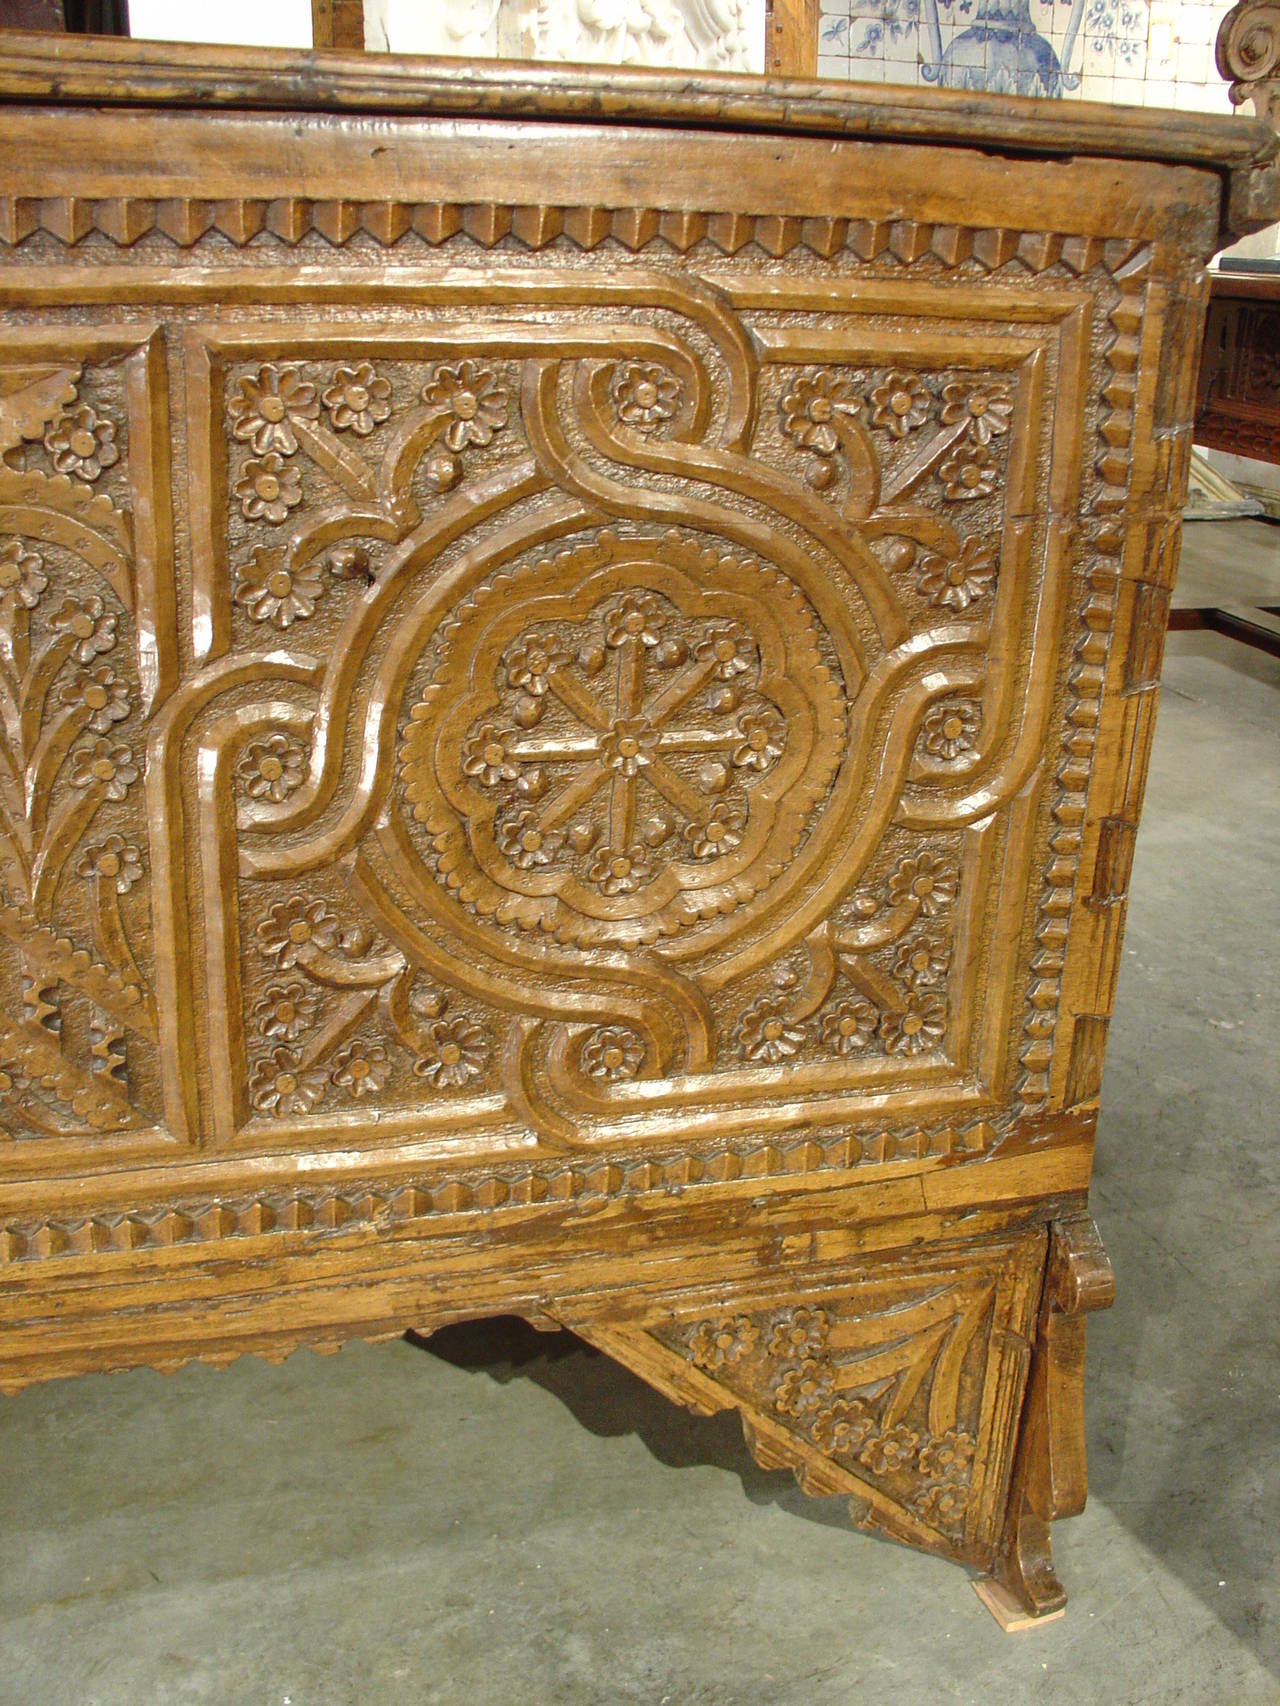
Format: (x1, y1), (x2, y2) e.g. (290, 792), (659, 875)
(938, 444), (997, 501)
(61, 663), (129, 733)
(421, 360), (508, 451)
(74, 834), (143, 893)
(604, 594), (666, 650)
(233, 548), (325, 628)
(598, 717), (658, 777)
(779, 370), (858, 456)
(920, 698), (981, 761)
(580, 1024), (645, 1082)
(940, 381), (1013, 444)
(610, 360), (682, 433)
(249, 1046), (326, 1116)
(461, 723), (519, 789)
(893, 934), (950, 990)
(321, 362), (392, 436)
(67, 738), (137, 801)
(917, 1429), (976, 1480)
(731, 707), (785, 772)
(503, 635), (570, 696)
(587, 843), (651, 896)
(251, 979), (319, 1042)
(0, 538), (46, 607)
(870, 370), (930, 438)
(234, 453), (303, 523)
(497, 809), (563, 870)
(819, 999), (877, 1056)
(880, 994), (948, 1056)
(256, 897), (338, 968)
(227, 364), (318, 456)
(415, 1017), (488, 1087)
(50, 595), (117, 663)
(888, 853), (958, 918)
(915, 1479), (969, 1528)
(237, 732), (307, 803)
(683, 801), (746, 860)
(767, 1307), (829, 1361)
(687, 1315), (759, 1371)
(331, 1040), (389, 1097)
(773, 1357), (832, 1418)
(694, 622), (755, 681)
(811, 1401), (877, 1456)
(736, 994), (805, 1064)
(916, 536), (998, 612)
(45, 405), (119, 480)
(859, 1424), (920, 1476)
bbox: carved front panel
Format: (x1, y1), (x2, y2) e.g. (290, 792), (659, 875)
(0, 102), (1201, 1245)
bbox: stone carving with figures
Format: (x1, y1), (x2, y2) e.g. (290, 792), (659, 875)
(0, 35), (1274, 1628)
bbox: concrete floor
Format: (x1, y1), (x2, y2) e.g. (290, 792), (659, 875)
(2, 526), (1278, 1705)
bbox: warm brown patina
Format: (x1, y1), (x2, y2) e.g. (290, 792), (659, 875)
(0, 32), (1275, 1621)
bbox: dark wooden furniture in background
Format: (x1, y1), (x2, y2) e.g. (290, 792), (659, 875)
(0, 30), (1275, 1628)
(1197, 270), (1280, 467)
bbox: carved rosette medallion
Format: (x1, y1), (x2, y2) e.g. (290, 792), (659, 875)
(399, 533), (843, 948)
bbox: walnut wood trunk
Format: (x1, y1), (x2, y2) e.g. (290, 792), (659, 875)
(0, 35), (1275, 1621)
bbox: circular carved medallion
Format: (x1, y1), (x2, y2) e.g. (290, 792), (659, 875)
(398, 532), (844, 948)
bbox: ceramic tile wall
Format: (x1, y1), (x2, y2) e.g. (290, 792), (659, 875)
(817, 0), (1239, 109)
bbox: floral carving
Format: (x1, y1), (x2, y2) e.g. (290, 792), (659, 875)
(236, 732), (307, 802)
(682, 801), (746, 859)
(604, 593), (666, 650)
(580, 1024), (645, 1082)
(50, 595), (116, 664)
(461, 724), (519, 789)
(731, 708), (785, 772)
(586, 842), (651, 895)
(938, 443), (997, 501)
(74, 835), (143, 893)
(888, 854), (958, 918)
(694, 622), (755, 681)
(773, 1357), (832, 1418)
(779, 370), (859, 455)
(881, 994), (947, 1055)
(502, 636), (571, 697)
(256, 898), (339, 968)
(414, 1016), (488, 1087)
(610, 361), (682, 433)
(233, 548), (325, 628)
(736, 995), (806, 1064)
(248, 1046), (326, 1116)
(321, 362), (392, 436)
(251, 979), (320, 1042)
(421, 360), (508, 451)
(820, 999), (877, 1055)
(940, 381), (1013, 444)
(227, 364), (318, 456)
(60, 664), (129, 732)
(916, 536), (998, 611)
(234, 453), (302, 524)
(893, 934), (950, 989)
(497, 809), (563, 870)
(686, 1315), (759, 1370)
(0, 538), (47, 607)
(860, 1424), (920, 1475)
(767, 1307), (829, 1360)
(917, 1429), (976, 1479)
(914, 1479), (968, 1529)
(67, 739), (137, 801)
(44, 404), (118, 480)
(331, 1040), (389, 1097)
(811, 1401), (877, 1456)
(870, 370), (930, 438)
(920, 698), (981, 761)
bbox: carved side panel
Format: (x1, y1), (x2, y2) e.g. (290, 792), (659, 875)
(0, 333), (171, 1143)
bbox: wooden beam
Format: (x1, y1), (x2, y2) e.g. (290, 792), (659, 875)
(765, 0), (819, 77)
(312, 0), (365, 50)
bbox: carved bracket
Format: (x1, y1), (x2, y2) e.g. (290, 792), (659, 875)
(1218, 0), (1280, 130)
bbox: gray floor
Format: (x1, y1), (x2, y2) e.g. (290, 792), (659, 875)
(2, 526), (1278, 1706)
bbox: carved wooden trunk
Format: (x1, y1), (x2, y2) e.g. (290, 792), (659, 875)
(0, 36), (1275, 1620)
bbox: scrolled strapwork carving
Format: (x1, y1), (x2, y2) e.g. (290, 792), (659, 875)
(1216, 0), (1280, 129)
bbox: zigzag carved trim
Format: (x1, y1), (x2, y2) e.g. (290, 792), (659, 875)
(0, 1118), (995, 1264)
(0, 197), (1149, 272)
